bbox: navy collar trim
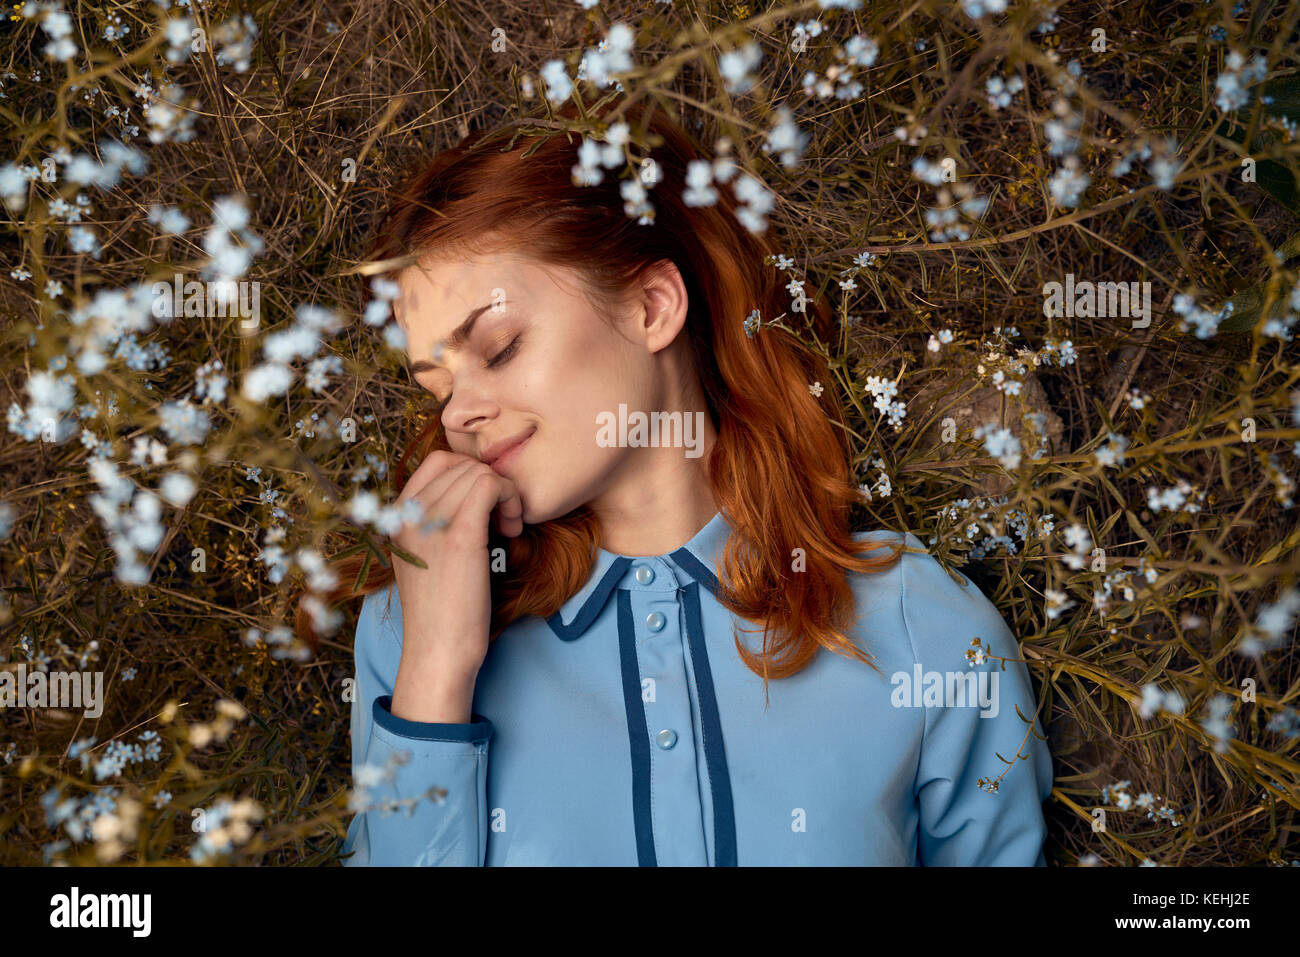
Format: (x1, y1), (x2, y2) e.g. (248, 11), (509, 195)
(545, 510), (732, 641)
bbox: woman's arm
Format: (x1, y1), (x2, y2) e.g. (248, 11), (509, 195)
(898, 538), (1054, 866)
(340, 586), (493, 866)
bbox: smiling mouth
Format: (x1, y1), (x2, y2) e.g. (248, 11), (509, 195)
(488, 428), (535, 476)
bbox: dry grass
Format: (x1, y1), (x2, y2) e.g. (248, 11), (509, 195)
(1, 0), (1298, 865)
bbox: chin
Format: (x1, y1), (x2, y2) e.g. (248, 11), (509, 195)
(520, 497), (564, 527)
(518, 483), (590, 527)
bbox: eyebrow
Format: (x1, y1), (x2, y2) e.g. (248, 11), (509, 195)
(407, 303), (495, 375)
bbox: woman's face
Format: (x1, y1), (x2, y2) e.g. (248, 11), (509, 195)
(393, 247), (689, 526)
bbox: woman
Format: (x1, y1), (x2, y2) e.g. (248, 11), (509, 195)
(317, 99), (1053, 866)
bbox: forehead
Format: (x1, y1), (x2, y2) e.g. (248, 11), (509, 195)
(394, 250), (558, 333)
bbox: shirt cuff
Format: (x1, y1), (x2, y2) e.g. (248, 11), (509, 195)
(373, 695), (494, 744)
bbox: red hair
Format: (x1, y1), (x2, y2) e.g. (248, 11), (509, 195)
(297, 98), (903, 703)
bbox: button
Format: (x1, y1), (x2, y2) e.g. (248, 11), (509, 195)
(646, 611), (666, 632)
(656, 729), (677, 749)
(634, 564), (654, 585)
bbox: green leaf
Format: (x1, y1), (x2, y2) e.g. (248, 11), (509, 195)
(1278, 231), (1300, 263)
(1254, 159), (1300, 215)
(1217, 231), (1300, 334)
(1214, 76), (1300, 214)
(386, 539), (428, 571)
(1257, 75), (1300, 123)
(1220, 276), (1296, 334)
(353, 546), (373, 594)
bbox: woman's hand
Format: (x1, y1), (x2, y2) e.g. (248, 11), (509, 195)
(387, 450), (523, 721)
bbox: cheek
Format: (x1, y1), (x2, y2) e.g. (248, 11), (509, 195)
(526, 322), (649, 454)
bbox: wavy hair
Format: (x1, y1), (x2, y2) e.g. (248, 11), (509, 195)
(296, 98), (904, 702)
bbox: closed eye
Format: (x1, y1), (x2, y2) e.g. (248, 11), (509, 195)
(427, 334), (522, 405)
(485, 334), (521, 368)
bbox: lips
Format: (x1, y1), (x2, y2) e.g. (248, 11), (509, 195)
(484, 427), (535, 476)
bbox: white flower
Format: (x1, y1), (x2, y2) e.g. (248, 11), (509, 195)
(682, 159), (718, 207)
(1214, 50), (1268, 113)
(349, 490), (380, 525)
(242, 362), (294, 402)
(977, 424), (1021, 470)
(764, 107), (809, 169)
(540, 60), (572, 104)
(159, 472), (197, 507)
(1048, 156), (1090, 208)
(718, 42), (762, 94)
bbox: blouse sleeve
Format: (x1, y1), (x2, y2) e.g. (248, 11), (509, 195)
(340, 584), (493, 866)
(898, 536), (1054, 866)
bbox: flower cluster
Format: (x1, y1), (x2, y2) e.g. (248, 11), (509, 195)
(1260, 283), (1300, 343)
(188, 698), (250, 749)
(762, 106), (809, 169)
(935, 494), (1055, 559)
(683, 152), (737, 207)
(864, 376), (907, 430)
(1060, 522), (1092, 570)
(800, 33), (878, 101)
(719, 42), (762, 95)
(923, 183), (989, 243)
(93, 729), (164, 781)
(1101, 780), (1182, 827)
(570, 120), (663, 225)
(200, 194), (264, 316)
(1265, 707), (1300, 740)
(1263, 452), (1297, 508)
(242, 302), (343, 402)
(242, 622), (307, 661)
(1042, 77), (1091, 209)
(975, 423), (1022, 470)
(26, 1), (77, 61)
(926, 328), (954, 352)
(191, 795), (265, 864)
(1094, 431), (1130, 469)
(965, 636), (990, 667)
(1171, 291), (1234, 339)
(361, 276), (408, 353)
(854, 450), (892, 501)
(577, 22), (635, 93)
(1138, 683), (1186, 719)
(1213, 49), (1269, 113)
(986, 72), (1024, 110)
(1201, 694), (1236, 753)
(1240, 586), (1300, 657)
(1044, 587), (1076, 620)
(1145, 478), (1207, 515)
(211, 14), (260, 73)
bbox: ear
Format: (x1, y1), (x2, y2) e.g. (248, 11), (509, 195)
(638, 260), (690, 354)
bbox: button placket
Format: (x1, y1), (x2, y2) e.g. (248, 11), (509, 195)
(626, 558), (708, 864)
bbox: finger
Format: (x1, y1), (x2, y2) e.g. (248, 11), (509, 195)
(432, 467), (507, 546)
(396, 449), (476, 504)
(435, 462), (502, 527)
(491, 478), (524, 538)
(476, 472), (524, 539)
(406, 459), (479, 535)
(440, 466), (522, 539)
(409, 457), (478, 511)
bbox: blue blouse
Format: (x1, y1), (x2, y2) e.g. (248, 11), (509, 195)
(340, 509), (1053, 866)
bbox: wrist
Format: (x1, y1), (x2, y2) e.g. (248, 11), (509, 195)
(390, 664), (477, 724)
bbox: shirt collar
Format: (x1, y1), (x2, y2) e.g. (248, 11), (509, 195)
(545, 509), (733, 641)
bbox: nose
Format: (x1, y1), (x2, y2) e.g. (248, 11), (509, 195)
(440, 383), (497, 434)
